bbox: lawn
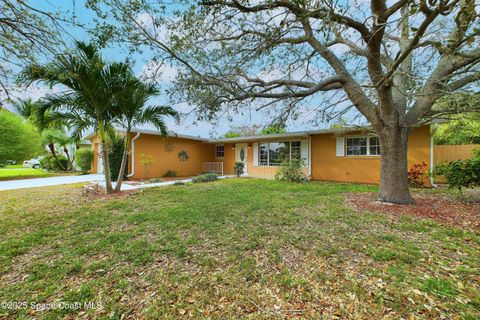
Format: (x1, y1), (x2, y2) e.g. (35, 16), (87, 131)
(0, 179), (478, 319)
(0, 166), (75, 181)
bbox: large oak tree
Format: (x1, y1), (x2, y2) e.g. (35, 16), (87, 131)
(92, 0), (480, 203)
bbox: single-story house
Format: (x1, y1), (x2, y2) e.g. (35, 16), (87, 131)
(85, 125), (433, 186)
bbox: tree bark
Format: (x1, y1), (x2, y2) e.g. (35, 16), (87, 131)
(98, 122), (113, 194)
(48, 142), (66, 171)
(63, 146), (72, 171)
(378, 126), (413, 204)
(113, 131), (130, 193)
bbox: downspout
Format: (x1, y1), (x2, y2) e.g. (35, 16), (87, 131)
(429, 134), (437, 188)
(127, 132), (141, 178)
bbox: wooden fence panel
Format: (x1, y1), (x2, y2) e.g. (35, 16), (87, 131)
(434, 144), (479, 164)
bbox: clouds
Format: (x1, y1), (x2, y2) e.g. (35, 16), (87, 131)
(1, 83), (60, 104)
(139, 60), (178, 83)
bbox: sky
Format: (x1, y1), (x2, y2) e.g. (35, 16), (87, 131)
(5, 0), (361, 139)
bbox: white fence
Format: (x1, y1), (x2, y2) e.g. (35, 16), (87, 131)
(202, 162), (223, 175)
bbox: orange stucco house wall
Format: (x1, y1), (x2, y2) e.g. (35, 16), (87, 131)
(90, 132), (215, 179)
(88, 125), (432, 186)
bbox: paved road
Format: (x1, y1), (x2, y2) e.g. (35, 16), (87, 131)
(0, 174), (105, 191)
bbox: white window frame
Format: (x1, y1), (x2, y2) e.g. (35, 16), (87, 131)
(345, 135), (380, 157)
(215, 144), (224, 159)
(258, 140), (303, 167)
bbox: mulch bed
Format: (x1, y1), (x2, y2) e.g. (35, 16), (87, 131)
(344, 193), (480, 230)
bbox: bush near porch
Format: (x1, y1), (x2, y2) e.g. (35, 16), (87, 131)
(0, 179), (478, 319)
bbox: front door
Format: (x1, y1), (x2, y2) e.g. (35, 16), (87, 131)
(235, 143), (248, 174)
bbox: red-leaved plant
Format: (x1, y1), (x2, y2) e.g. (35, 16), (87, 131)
(408, 162), (428, 188)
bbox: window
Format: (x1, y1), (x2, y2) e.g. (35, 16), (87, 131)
(268, 142), (289, 165)
(291, 141), (301, 160)
(258, 141), (303, 166)
(346, 137), (367, 155)
(369, 137), (380, 155)
(260, 143), (268, 165)
(215, 145), (224, 158)
(346, 136), (380, 156)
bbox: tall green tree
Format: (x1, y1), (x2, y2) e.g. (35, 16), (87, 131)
(0, 1), (77, 100)
(112, 74), (177, 192)
(92, 0), (480, 204)
(21, 41), (125, 193)
(433, 116), (480, 145)
(0, 109), (42, 162)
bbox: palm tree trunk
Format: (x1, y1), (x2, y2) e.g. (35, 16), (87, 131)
(48, 143), (66, 171)
(98, 121), (113, 194)
(113, 131), (130, 193)
(63, 147), (72, 171)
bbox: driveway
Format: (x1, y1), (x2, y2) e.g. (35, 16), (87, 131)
(0, 174), (105, 191)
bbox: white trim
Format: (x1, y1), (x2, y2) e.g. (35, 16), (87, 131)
(344, 135), (380, 157)
(300, 139), (309, 167)
(336, 137), (345, 157)
(83, 127), (208, 142)
(429, 135), (437, 188)
(97, 144), (104, 174)
(308, 136), (312, 176)
(257, 140), (305, 167)
(127, 132), (141, 178)
(253, 143), (259, 166)
(235, 143), (248, 174)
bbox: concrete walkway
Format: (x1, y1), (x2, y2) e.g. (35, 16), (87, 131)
(0, 174), (233, 192)
(0, 174), (105, 191)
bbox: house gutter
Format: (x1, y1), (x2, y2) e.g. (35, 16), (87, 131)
(429, 134), (437, 188)
(127, 132), (141, 178)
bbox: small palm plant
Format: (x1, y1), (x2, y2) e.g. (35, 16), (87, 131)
(21, 41), (126, 193)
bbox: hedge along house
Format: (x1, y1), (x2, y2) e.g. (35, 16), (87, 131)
(86, 125), (434, 186)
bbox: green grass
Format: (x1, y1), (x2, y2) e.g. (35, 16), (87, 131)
(0, 166), (76, 181)
(0, 179), (478, 319)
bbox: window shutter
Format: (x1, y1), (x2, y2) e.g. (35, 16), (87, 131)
(336, 137), (345, 157)
(300, 140), (308, 167)
(253, 143), (258, 166)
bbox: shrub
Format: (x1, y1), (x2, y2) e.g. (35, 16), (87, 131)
(145, 177), (163, 184)
(163, 170), (177, 177)
(76, 148), (94, 172)
(234, 162), (244, 177)
(192, 173), (218, 183)
(139, 153), (154, 178)
(109, 136), (127, 181)
(40, 154), (68, 172)
(0, 109), (43, 163)
(275, 159), (306, 182)
(408, 162), (428, 187)
(431, 150), (480, 194)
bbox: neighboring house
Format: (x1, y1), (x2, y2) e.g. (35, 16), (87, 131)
(85, 125), (433, 185)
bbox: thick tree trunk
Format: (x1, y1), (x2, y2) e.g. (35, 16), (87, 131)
(113, 131), (130, 193)
(378, 126), (413, 204)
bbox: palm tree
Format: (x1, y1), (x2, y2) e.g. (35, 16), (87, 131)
(112, 73), (178, 192)
(12, 98), (36, 120)
(41, 129), (66, 170)
(12, 98), (64, 131)
(21, 41), (125, 193)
